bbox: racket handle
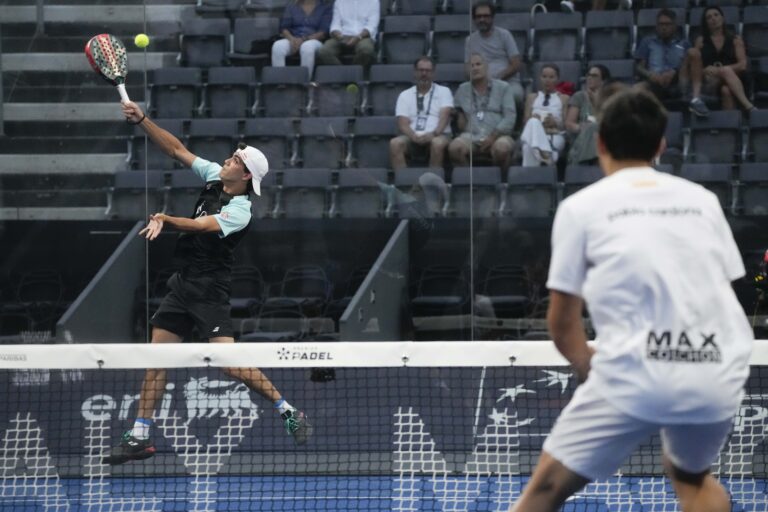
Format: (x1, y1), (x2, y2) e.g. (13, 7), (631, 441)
(117, 84), (130, 103)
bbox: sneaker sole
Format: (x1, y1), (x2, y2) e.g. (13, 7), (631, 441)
(103, 446), (156, 466)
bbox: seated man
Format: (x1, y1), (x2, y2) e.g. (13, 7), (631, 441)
(448, 54), (516, 173)
(635, 9), (691, 105)
(389, 56), (453, 171)
(316, 0), (379, 70)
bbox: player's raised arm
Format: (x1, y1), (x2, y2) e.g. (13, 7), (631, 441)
(121, 100), (197, 168)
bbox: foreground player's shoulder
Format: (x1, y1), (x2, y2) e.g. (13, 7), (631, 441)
(664, 172), (723, 211)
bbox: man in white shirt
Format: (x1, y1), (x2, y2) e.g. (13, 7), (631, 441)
(510, 89), (753, 512)
(389, 56), (453, 171)
(316, 0), (379, 69)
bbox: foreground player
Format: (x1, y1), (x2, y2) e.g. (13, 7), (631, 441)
(511, 89), (753, 512)
(104, 101), (312, 465)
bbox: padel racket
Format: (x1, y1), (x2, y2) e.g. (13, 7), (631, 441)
(85, 33), (130, 102)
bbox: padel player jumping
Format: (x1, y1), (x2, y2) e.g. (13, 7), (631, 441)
(104, 101), (312, 465)
(511, 89), (753, 512)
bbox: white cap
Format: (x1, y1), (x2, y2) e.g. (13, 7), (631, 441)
(235, 145), (269, 196)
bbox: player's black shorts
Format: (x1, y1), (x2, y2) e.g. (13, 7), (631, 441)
(150, 271), (233, 340)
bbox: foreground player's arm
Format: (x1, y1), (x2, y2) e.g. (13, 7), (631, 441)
(548, 290), (594, 382)
(121, 101), (197, 168)
(139, 213), (220, 240)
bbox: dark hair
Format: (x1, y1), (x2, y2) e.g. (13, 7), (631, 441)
(657, 8), (677, 22)
(540, 63), (560, 78)
(701, 6), (730, 40)
(590, 64), (611, 81)
(236, 142), (255, 194)
(413, 56), (435, 69)
(598, 89), (667, 162)
(472, 1), (495, 18)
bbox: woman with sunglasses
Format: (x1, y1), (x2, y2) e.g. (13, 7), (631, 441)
(565, 65), (610, 166)
(520, 64), (570, 167)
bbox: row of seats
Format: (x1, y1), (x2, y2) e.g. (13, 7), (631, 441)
(181, 6), (768, 68)
(128, 110), (768, 171)
(109, 164), (768, 220)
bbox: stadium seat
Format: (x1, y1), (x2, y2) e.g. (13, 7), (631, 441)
(411, 265), (470, 316)
(240, 299), (307, 342)
(279, 168), (332, 218)
(227, 17), (279, 67)
(206, 66), (256, 118)
(686, 110), (742, 164)
(494, 13), (531, 62)
(381, 16), (432, 65)
(647, 0), (687, 7)
(531, 12), (582, 61)
(108, 171), (166, 220)
(747, 110), (768, 163)
(636, 8), (686, 43)
(259, 66), (309, 118)
(446, 166), (502, 218)
(755, 57), (768, 109)
(168, 171), (206, 216)
(432, 15), (469, 64)
(688, 6), (740, 44)
(311, 65), (364, 117)
(187, 119), (239, 165)
(433, 62), (467, 94)
(196, 0), (246, 15)
(351, 116), (399, 168)
(584, 11), (634, 60)
(264, 265), (332, 317)
(297, 117), (350, 169)
(149, 68), (201, 119)
(331, 168), (390, 218)
(531, 60), (582, 92)
(564, 165), (603, 198)
(396, 0), (436, 15)
(680, 163), (733, 212)
(252, 170), (279, 219)
(448, 0), (471, 14)
(588, 59), (636, 84)
(230, 266), (266, 318)
(180, 17), (230, 68)
(497, 0), (539, 13)
(131, 119), (185, 170)
(391, 168), (446, 218)
(366, 64), (413, 116)
(477, 264), (530, 318)
(743, 6), (768, 59)
(738, 163), (768, 216)
(503, 166), (557, 218)
(660, 111), (684, 170)
(243, 118), (295, 170)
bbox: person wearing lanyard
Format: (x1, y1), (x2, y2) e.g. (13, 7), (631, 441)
(390, 56), (454, 171)
(448, 53), (517, 173)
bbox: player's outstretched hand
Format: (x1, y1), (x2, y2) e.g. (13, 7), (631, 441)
(121, 100), (145, 124)
(139, 213), (164, 241)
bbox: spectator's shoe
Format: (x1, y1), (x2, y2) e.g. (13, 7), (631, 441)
(282, 409), (313, 446)
(689, 97), (710, 118)
(619, 0), (632, 9)
(102, 431), (156, 465)
(559, 1), (574, 13)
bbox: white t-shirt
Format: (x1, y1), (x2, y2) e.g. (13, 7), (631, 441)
(547, 167), (753, 424)
(395, 83), (453, 135)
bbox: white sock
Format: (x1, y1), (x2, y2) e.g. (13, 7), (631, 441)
(274, 398), (294, 415)
(131, 418), (152, 440)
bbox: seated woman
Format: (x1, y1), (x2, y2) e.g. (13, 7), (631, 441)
(271, 0), (332, 79)
(565, 64), (610, 166)
(520, 64), (570, 167)
(687, 5), (755, 114)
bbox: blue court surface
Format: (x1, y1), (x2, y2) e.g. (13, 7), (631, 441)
(2, 476), (767, 511)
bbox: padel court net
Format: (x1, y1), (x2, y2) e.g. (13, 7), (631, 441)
(0, 341), (766, 511)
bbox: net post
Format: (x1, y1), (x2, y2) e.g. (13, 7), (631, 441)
(35, 0), (45, 36)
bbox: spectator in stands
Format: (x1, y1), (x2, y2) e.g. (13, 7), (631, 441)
(565, 64), (610, 166)
(686, 6), (755, 114)
(520, 64), (569, 167)
(635, 9), (690, 104)
(558, 0), (631, 12)
(316, 0), (379, 70)
(272, 0), (332, 79)
(465, 1), (524, 108)
(449, 53), (517, 173)
(390, 57), (454, 171)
